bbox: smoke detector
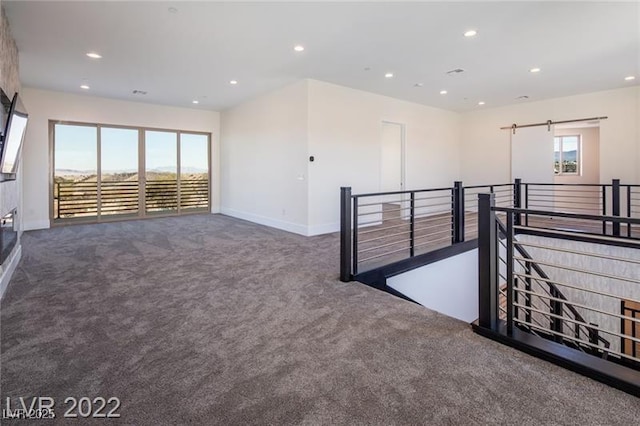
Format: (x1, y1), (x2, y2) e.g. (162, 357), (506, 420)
(446, 68), (465, 75)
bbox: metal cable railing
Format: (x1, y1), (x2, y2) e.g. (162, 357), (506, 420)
(464, 183), (514, 241)
(341, 179), (640, 282)
(478, 193), (640, 370)
(624, 184), (640, 238)
(348, 187), (454, 274)
(522, 182), (606, 234)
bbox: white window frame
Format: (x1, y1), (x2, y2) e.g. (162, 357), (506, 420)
(554, 135), (581, 176)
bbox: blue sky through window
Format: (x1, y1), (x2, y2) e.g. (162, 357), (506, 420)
(55, 124), (208, 174)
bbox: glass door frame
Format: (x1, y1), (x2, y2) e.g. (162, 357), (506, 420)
(49, 120), (212, 225)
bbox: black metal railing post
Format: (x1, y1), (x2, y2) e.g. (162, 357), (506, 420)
(478, 193), (498, 331)
(410, 192), (415, 257)
(550, 286), (564, 343)
(352, 196), (359, 276)
(514, 178), (522, 226)
(627, 185), (632, 237)
(602, 184), (607, 235)
(524, 183), (529, 226)
(612, 179), (621, 237)
(340, 187), (352, 282)
(506, 211), (515, 336)
(524, 260), (532, 324)
(452, 181), (464, 244)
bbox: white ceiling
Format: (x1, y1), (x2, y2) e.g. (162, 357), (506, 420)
(4, 1), (639, 112)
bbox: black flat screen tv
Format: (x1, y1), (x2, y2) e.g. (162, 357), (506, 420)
(0, 92), (28, 180)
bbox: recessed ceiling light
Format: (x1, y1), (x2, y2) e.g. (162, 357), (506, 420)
(624, 75), (636, 81)
(192, 100), (199, 104)
(384, 72), (394, 78)
(294, 45), (305, 52)
(229, 80), (238, 85)
(86, 52), (102, 59)
(440, 90), (448, 95)
(80, 84), (90, 90)
(464, 30), (477, 37)
(478, 101), (485, 106)
(364, 67), (371, 71)
(132, 89), (147, 95)
(529, 67), (541, 73)
(168, 7), (178, 13)
(414, 83), (424, 87)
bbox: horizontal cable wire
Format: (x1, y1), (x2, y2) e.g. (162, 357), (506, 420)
(514, 282), (640, 314)
(413, 236), (452, 249)
(413, 228), (453, 240)
(513, 319), (638, 363)
(514, 241), (640, 265)
(357, 221), (409, 234)
(357, 238), (410, 254)
(413, 215), (453, 224)
(527, 205), (604, 213)
(513, 257), (640, 285)
(415, 203), (451, 212)
(358, 228), (412, 244)
(528, 188), (601, 193)
(513, 302), (640, 345)
(356, 199), (406, 208)
(527, 200), (603, 207)
(358, 245), (410, 263)
(527, 193), (602, 200)
(357, 214), (452, 234)
(513, 226), (640, 246)
(413, 223), (453, 234)
(413, 194), (453, 202)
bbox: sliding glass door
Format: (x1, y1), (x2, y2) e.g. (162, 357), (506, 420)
(101, 127), (139, 217)
(145, 130), (178, 214)
(53, 124), (98, 219)
(52, 121), (210, 223)
(180, 133), (209, 211)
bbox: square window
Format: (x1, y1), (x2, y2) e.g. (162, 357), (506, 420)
(554, 135), (580, 175)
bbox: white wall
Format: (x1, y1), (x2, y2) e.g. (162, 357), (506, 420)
(387, 249), (479, 323)
(220, 80), (309, 235)
(307, 80), (461, 235)
(460, 87), (640, 185)
(20, 87), (220, 230)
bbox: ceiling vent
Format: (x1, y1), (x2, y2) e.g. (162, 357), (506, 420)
(446, 68), (465, 75)
(132, 90), (147, 95)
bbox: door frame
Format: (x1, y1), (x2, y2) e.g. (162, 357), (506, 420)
(380, 120), (406, 193)
(49, 120), (212, 226)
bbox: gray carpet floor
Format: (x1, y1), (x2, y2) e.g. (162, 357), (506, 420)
(1, 214), (638, 425)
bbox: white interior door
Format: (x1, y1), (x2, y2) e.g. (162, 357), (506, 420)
(511, 126), (554, 183)
(380, 122), (404, 192)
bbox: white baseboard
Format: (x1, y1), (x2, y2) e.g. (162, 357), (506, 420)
(307, 222), (339, 236)
(0, 244), (22, 300)
(220, 207), (308, 236)
(23, 219), (50, 231)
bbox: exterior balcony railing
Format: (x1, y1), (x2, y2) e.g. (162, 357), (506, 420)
(54, 179), (209, 220)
